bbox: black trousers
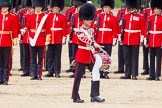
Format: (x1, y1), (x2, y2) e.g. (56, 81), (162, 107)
(47, 44), (62, 74)
(68, 43), (73, 64)
(72, 43), (78, 61)
(19, 43), (23, 69)
(149, 47), (161, 78)
(142, 45), (149, 72)
(117, 43), (125, 72)
(99, 44), (112, 56)
(123, 45), (139, 77)
(30, 46), (44, 77)
(0, 47), (11, 82)
(72, 62), (93, 99)
(22, 44), (31, 74)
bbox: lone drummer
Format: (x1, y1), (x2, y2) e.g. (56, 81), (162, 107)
(71, 3), (105, 103)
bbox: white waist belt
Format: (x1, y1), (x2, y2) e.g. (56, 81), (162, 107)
(124, 29), (141, 33)
(78, 46), (91, 50)
(99, 28), (112, 31)
(51, 28), (63, 31)
(149, 31), (162, 34)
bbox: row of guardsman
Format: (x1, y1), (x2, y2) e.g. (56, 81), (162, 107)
(0, 0), (161, 86)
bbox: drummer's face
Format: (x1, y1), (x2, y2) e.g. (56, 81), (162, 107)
(84, 20), (92, 27)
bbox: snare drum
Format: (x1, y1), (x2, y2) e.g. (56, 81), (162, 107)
(97, 52), (111, 71)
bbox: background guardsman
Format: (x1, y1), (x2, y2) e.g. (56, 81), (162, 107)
(141, 0), (153, 75)
(65, 0), (77, 73)
(0, 0), (19, 85)
(20, 0), (34, 77)
(44, 0), (67, 78)
(17, 0), (27, 72)
(119, 0), (145, 80)
(21, 0), (46, 80)
(94, 0), (118, 78)
(95, 0), (117, 55)
(68, 0), (87, 78)
(114, 0), (127, 74)
(72, 3), (105, 103)
(145, 0), (162, 81)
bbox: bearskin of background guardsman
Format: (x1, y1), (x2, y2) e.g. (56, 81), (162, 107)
(21, 0), (46, 80)
(44, 0), (67, 78)
(114, 0), (127, 74)
(145, 0), (162, 81)
(0, 0), (19, 85)
(72, 3), (105, 103)
(119, 0), (145, 80)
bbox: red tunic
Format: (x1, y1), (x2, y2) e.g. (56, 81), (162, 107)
(65, 6), (76, 34)
(122, 12), (145, 45)
(75, 26), (95, 64)
(95, 12), (118, 44)
(71, 13), (83, 44)
(25, 13), (46, 46)
(148, 15), (162, 47)
(46, 13), (67, 44)
(0, 13), (18, 47)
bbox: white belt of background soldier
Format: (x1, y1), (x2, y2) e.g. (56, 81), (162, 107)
(99, 28), (112, 31)
(51, 28), (63, 31)
(149, 30), (162, 34)
(124, 29), (141, 33)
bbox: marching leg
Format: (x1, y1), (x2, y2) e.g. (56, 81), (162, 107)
(72, 63), (85, 103)
(91, 54), (105, 102)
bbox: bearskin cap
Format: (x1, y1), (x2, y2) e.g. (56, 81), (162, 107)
(75, 0), (87, 7)
(125, 0), (139, 9)
(101, 0), (115, 9)
(151, 0), (162, 9)
(79, 3), (96, 21)
(32, 0), (44, 7)
(50, 0), (65, 10)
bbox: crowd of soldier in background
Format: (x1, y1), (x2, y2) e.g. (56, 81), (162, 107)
(0, 0), (161, 85)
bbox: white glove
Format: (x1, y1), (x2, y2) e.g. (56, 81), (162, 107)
(118, 34), (122, 42)
(20, 28), (27, 35)
(66, 35), (70, 42)
(144, 38), (147, 45)
(29, 37), (35, 47)
(140, 35), (144, 43)
(45, 42), (50, 45)
(18, 34), (21, 41)
(113, 38), (117, 46)
(62, 36), (66, 45)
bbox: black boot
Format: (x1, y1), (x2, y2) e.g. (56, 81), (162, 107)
(90, 81), (105, 102)
(30, 64), (37, 80)
(3, 69), (9, 85)
(37, 65), (42, 80)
